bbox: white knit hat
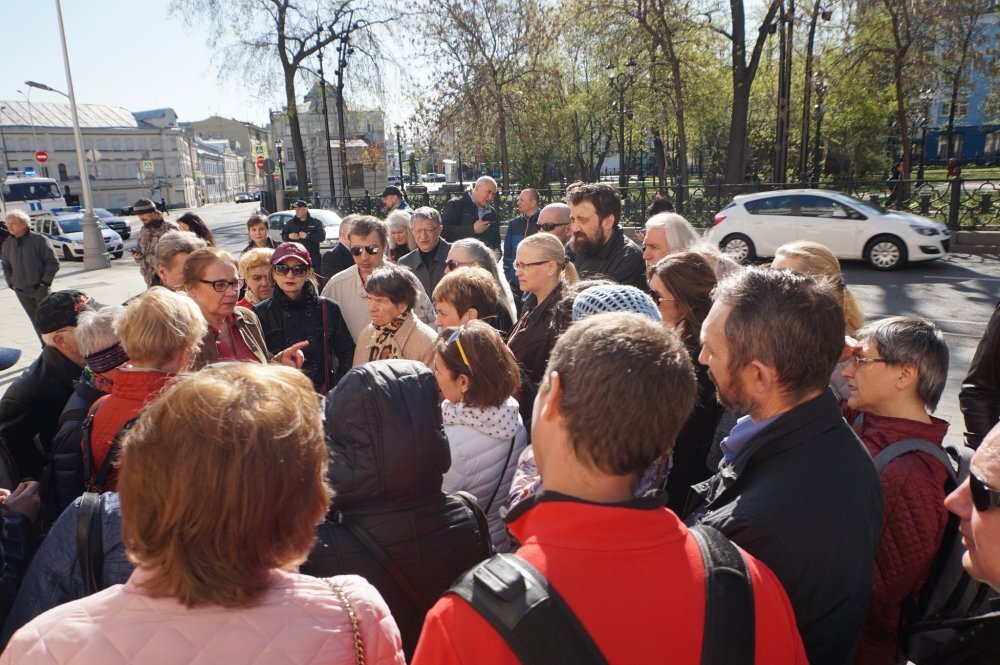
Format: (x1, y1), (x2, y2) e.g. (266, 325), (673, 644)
(572, 284), (662, 323)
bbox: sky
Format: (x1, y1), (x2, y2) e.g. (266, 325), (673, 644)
(0, 0), (409, 129)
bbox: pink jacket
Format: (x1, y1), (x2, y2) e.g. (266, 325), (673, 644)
(1, 568), (405, 665)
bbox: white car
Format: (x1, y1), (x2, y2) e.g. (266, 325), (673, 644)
(268, 209), (342, 249)
(31, 210), (124, 261)
(708, 189), (951, 270)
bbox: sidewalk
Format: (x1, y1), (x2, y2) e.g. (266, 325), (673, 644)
(0, 258), (147, 397)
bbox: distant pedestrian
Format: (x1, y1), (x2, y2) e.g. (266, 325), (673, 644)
(281, 201), (324, 271)
(132, 198), (179, 287)
(380, 185), (409, 212)
(1, 210), (59, 341)
(887, 161), (905, 207)
(441, 176), (501, 253)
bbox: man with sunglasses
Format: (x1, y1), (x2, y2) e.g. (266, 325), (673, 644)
(501, 189), (541, 294)
(840, 316), (953, 665)
(946, 421), (1000, 590)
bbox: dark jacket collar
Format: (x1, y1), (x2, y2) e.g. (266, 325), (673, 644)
(503, 488), (668, 523)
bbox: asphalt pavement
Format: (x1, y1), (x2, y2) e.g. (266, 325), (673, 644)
(2, 201), (998, 450)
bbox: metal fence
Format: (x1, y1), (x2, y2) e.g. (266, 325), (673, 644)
(311, 177), (1000, 231)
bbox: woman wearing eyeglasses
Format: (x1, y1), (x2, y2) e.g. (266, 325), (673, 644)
(443, 238), (517, 337)
(507, 233), (578, 426)
(433, 322), (527, 552)
(647, 251), (724, 512)
(254, 242), (355, 393)
(839, 316), (952, 665)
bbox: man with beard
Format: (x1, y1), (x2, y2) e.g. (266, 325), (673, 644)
(566, 181), (645, 290)
(683, 267), (883, 665)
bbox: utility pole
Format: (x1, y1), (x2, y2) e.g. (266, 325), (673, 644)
(316, 25), (337, 207)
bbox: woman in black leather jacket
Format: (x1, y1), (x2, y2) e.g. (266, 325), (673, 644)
(253, 242), (354, 393)
(301, 360), (492, 659)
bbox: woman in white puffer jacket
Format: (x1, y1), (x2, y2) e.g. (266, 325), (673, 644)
(433, 321), (527, 552)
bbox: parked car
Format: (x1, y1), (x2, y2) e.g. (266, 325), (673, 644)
(267, 208), (342, 249)
(708, 189), (951, 270)
(31, 209), (124, 261)
(93, 208), (131, 239)
(252, 190), (262, 201)
(235, 191), (254, 203)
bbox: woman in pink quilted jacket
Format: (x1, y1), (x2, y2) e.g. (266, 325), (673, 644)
(1, 363), (405, 665)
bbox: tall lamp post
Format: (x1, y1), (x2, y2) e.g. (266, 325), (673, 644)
(607, 58), (637, 190)
(275, 138), (286, 210)
(394, 125), (405, 195)
(27, 0), (109, 271)
(811, 72), (827, 186)
(334, 15), (365, 203)
(917, 88), (934, 183)
(316, 28), (337, 207)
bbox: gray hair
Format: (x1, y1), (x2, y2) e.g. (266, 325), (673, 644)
(712, 266), (844, 401)
(76, 305), (124, 357)
(5, 209), (31, 225)
(385, 209), (412, 230)
(855, 316), (949, 412)
(475, 176), (498, 190)
(645, 213), (700, 252)
(411, 206), (441, 227)
(155, 230), (207, 268)
(451, 238), (517, 323)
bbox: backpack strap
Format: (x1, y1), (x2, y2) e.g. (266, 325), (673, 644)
(320, 299), (331, 394)
(80, 397), (109, 488)
(453, 490), (494, 559)
(57, 407), (89, 431)
(448, 553), (609, 665)
(90, 416), (140, 491)
(76, 492), (104, 595)
(872, 439), (958, 486)
(338, 512), (432, 615)
(483, 435), (517, 516)
(691, 524), (755, 665)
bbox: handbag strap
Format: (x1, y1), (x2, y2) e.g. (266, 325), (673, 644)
(338, 512), (431, 614)
(76, 492), (104, 596)
(321, 299), (331, 394)
(453, 490), (495, 558)
(323, 578), (366, 665)
(484, 435), (517, 515)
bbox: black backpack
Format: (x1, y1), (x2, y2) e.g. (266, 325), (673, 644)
(447, 523), (754, 665)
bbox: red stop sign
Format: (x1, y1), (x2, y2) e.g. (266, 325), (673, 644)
(35, 151), (49, 163)
(256, 155), (265, 170)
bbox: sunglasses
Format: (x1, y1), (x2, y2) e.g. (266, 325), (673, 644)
(199, 278), (244, 293)
(971, 471), (1000, 512)
(274, 263), (309, 277)
(539, 222), (569, 232)
(350, 245), (381, 256)
(445, 259), (476, 271)
(650, 291), (675, 306)
(447, 327), (472, 370)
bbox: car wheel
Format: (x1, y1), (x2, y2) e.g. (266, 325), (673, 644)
(62, 245), (73, 262)
(113, 251), (124, 259)
(865, 235), (907, 271)
(720, 234), (756, 263)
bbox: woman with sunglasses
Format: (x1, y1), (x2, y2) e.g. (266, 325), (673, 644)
(507, 233), (578, 426)
(185, 247), (306, 369)
(838, 316), (952, 665)
(254, 242), (355, 393)
(433, 321), (527, 552)
(444, 238), (517, 337)
(647, 252), (724, 512)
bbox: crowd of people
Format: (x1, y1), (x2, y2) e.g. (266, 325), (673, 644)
(0, 180), (999, 664)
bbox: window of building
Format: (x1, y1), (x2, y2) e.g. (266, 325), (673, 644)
(940, 100), (968, 119)
(58, 163), (68, 182)
(986, 131), (1000, 155)
(938, 134), (965, 157)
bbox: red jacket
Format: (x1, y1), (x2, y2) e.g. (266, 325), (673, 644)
(84, 369), (175, 490)
(412, 493), (807, 665)
(844, 406), (950, 665)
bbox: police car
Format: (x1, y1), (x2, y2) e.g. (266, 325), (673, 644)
(31, 207), (124, 261)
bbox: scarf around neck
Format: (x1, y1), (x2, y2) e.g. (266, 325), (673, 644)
(366, 311), (408, 363)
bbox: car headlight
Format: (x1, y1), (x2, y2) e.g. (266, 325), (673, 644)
(910, 226), (939, 236)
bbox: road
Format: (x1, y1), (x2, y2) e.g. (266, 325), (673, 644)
(167, 203), (999, 445)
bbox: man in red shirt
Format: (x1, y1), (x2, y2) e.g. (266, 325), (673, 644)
(412, 312), (807, 664)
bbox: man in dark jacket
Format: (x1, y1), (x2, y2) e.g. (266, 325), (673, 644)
(2, 210), (59, 342)
(281, 200), (325, 270)
(441, 176), (500, 253)
(0, 291), (96, 482)
(320, 217), (355, 281)
(961, 301), (1000, 448)
(502, 188), (540, 293)
(565, 182), (646, 290)
(380, 185), (409, 212)
(398, 207), (451, 298)
(683, 267), (883, 665)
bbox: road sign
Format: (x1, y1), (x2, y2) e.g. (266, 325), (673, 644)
(273, 174), (280, 180)
(141, 160), (154, 173)
(256, 155), (266, 170)
(35, 150), (48, 163)
(263, 158), (276, 175)
(254, 144), (266, 156)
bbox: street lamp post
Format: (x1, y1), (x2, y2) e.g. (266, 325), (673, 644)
(917, 88), (934, 184)
(394, 125), (405, 195)
(275, 138), (286, 210)
(28, 1), (109, 270)
(333, 15), (364, 204)
(811, 72), (827, 186)
(316, 29), (337, 207)
(607, 58), (637, 191)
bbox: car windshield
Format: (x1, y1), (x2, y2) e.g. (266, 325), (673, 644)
(831, 193), (887, 216)
(56, 216), (110, 233)
(4, 181), (62, 201)
(93, 209), (115, 219)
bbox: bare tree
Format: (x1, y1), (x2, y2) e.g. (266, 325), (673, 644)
(938, 0), (995, 160)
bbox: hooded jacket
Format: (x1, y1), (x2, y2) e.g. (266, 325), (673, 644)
(301, 360), (491, 659)
(441, 397), (527, 552)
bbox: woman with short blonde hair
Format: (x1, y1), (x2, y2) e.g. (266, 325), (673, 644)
(2, 363), (406, 664)
(773, 240), (865, 335)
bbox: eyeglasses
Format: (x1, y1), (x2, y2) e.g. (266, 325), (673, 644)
(199, 278), (244, 293)
(445, 259), (476, 271)
(273, 263), (309, 277)
(350, 245), (381, 256)
(650, 291), (675, 306)
(851, 355), (888, 368)
(539, 222), (569, 232)
(970, 471), (1000, 512)
(412, 227), (439, 236)
(514, 260), (551, 271)
(448, 327), (472, 370)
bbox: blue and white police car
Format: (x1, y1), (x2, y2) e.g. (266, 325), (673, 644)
(31, 207), (124, 261)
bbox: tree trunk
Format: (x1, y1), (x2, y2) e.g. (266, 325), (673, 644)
(281, 62), (309, 201)
(664, 33), (689, 189)
(946, 19), (975, 160)
(893, 58), (911, 197)
(497, 102), (510, 190)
